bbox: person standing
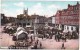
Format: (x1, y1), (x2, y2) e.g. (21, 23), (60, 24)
(40, 42), (42, 49)
(61, 42), (65, 49)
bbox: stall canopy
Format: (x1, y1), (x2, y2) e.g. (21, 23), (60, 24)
(15, 27), (28, 40)
(17, 27), (25, 32)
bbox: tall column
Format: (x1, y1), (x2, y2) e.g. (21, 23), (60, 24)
(34, 17), (37, 36)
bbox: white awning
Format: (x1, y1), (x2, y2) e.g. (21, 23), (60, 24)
(49, 26), (53, 29)
(14, 29), (28, 39)
(6, 26), (9, 28)
(15, 30), (28, 36)
(63, 30), (68, 33)
(26, 25), (31, 27)
(17, 27), (25, 31)
(6, 26), (13, 29)
(29, 30), (34, 31)
(16, 30), (24, 36)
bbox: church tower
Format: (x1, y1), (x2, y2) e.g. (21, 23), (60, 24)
(23, 8), (28, 15)
(77, 1), (79, 5)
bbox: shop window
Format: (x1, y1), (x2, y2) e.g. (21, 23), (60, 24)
(67, 26), (69, 30)
(71, 27), (73, 30)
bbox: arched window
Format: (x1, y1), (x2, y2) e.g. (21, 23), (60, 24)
(27, 23), (30, 25)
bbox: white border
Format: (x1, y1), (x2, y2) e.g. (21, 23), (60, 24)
(0, 0), (80, 50)
(1, 0), (80, 1)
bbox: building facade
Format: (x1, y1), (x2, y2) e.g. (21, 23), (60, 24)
(16, 8), (47, 29)
(47, 16), (55, 27)
(16, 8), (33, 27)
(1, 14), (6, 25)
(1, 14), (15, 25)
(55, 2), (79, 32)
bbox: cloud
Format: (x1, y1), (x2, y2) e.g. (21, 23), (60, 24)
(1, 8), (23, 17)
(14, 2), (25, 7)
(16, 9), (23, 15)
(29, 3), (53, 17)
(29, 3), (44, 16)
(48, 4), (62, 10)
(0, 4), (8, 7)
(33, 3), (42, 8)
(1, 9), (8, 14)
(46, 4), (62, 16)
(2, 3), (62, 18)
(1, 9), (12, 17)
(29, 3), (61, 17)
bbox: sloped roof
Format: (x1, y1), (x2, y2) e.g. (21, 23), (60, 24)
(15, 29), (28, 36)
(15, 27), (28, 36)
(17, 27), (25, 32)
(16, 30), (24, 36)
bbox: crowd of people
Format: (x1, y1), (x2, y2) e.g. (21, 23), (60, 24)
(37, 27), (79, 42)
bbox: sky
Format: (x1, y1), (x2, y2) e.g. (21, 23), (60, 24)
(1, 1), (80, 17)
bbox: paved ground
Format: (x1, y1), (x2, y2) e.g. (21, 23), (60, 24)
(0, 33), (14, 47)
(38, 36), (79, 50)
(0, 26), (14, 48)
(0, 26), (79, 49)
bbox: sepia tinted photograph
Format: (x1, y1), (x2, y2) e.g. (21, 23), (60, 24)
(0, 0), (80, 50)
